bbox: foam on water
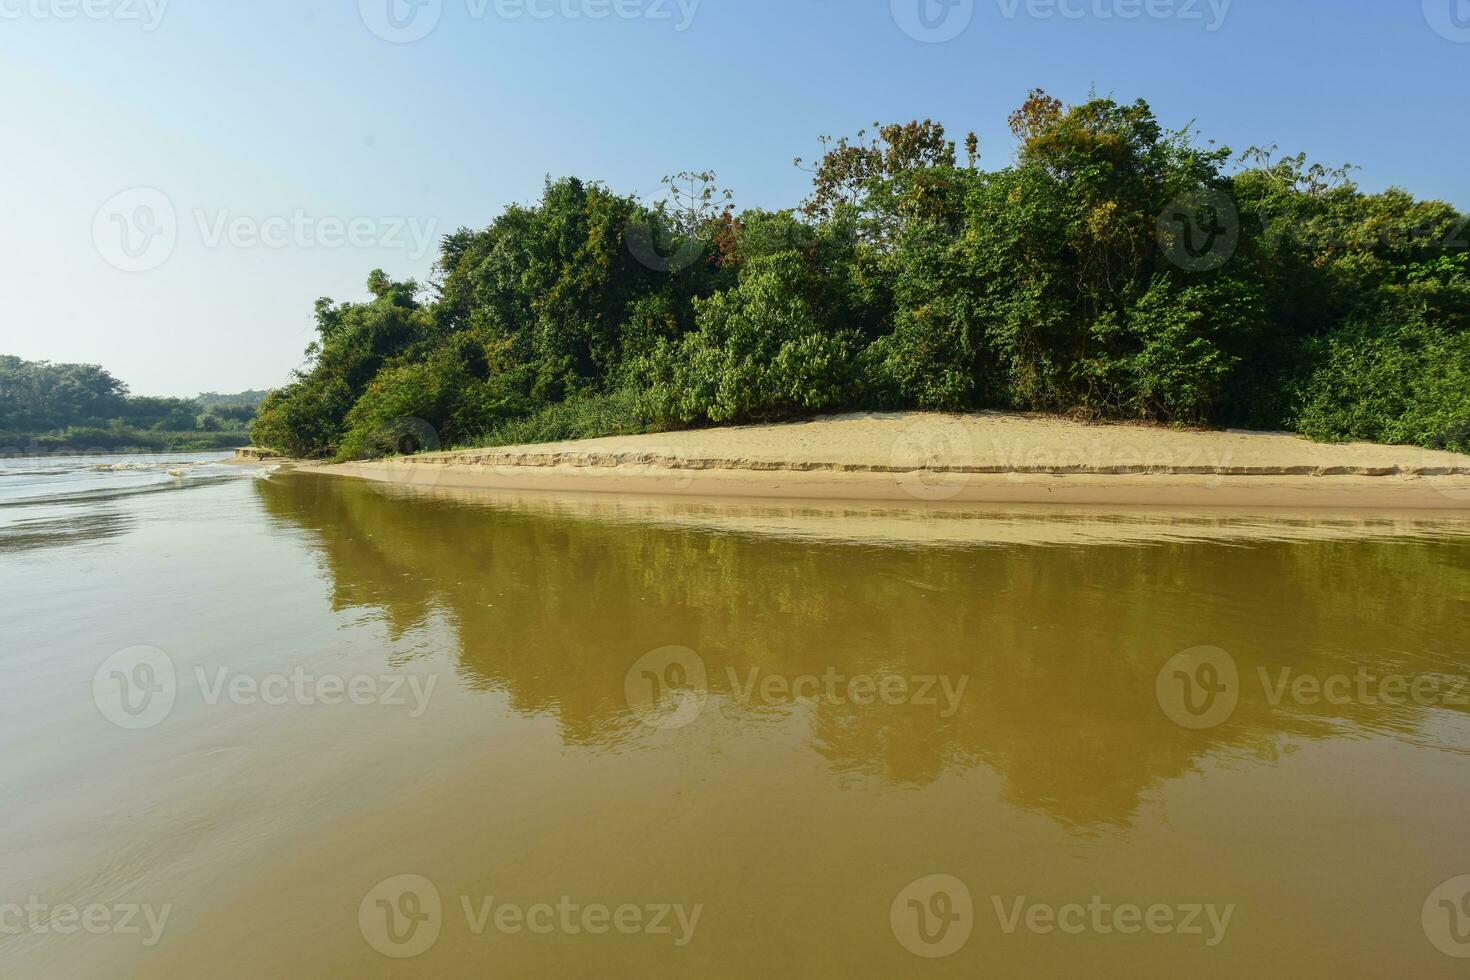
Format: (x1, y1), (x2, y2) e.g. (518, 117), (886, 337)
(0, 451), (244, 506)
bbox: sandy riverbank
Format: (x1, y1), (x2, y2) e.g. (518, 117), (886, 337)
(299, 412), (1470, 510)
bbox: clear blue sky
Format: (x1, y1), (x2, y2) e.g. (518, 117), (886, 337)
(2, 0), (1465, 395)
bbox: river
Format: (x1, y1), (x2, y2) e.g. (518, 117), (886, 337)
(3, 455), (1469, 976)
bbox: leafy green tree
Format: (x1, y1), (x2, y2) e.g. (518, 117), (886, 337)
(250, 270), (434, 457)
(236, 90), (1468, 459)
(0, 356), (128, 431)
(640, 252), (861, 425)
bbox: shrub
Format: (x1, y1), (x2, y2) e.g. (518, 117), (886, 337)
(639, 252), (861, 425)
(1293, 308), (1470, 451)
(475, 389), (653, 448)
(250, 379), (356, 458)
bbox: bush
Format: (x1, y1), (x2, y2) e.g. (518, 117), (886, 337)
(251, 379), (355, 458)
(1293, 308), (1470, 451)
(861, 225), (983, 411)
(1097, 277), (1258, 423)
(639, 252), (861, 426)
(339, 361), (461, 459)
(475, 389), (653, 448)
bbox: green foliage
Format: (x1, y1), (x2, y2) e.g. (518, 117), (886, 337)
(196, 390), (269, 427)
(338, 362), (458, 460)
(249, 270), (436, 457)
(862, 222), (982, 411)
(240, 91), (1468, 459)
(476, 389), (654, 448)
(0, 355), (127, 432)
(0, 427), (249, 453)
(337, 343), (526, 460)
(1106, 277), (1254, 423)
(251, 377), (355, 459)
(0, 355), (259, 451)
(436, 178), (731, 402)
(962, 95), (1257, 420)
(1293, 307), (1470, 451)
(639, 252), (861, 425)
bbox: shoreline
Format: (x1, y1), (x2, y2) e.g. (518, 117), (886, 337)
(288, 412), (1470, 512)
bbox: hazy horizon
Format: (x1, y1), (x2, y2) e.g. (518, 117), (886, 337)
(3, 0), (1467, 396)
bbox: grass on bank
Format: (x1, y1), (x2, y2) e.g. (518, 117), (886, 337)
(469, 390), (659, 449)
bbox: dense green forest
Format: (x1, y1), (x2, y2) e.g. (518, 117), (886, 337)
(0, 355), (264, 452)
(251, 91), (1470, 460)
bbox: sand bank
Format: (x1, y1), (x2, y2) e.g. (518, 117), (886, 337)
(304, 412), (1470, 510)
(228, 446), (289, 462)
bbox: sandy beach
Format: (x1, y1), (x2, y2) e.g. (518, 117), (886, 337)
(299, 412), (1470, 510)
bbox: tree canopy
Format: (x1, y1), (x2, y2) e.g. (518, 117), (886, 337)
(1, 356), (264, 452)
(250, 91), (1470, 459)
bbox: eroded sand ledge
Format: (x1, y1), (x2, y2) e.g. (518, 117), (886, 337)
(299, 411), (1470, 510)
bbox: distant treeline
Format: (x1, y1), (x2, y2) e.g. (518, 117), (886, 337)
(0, 355), (266, 453)
(250, 90), (1470, 460)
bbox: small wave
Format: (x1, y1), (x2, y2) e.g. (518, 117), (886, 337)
(94, 460), (210, 473)
(2, 453), (242, 506)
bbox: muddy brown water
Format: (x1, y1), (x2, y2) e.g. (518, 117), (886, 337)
(3, 461), (1469, 976)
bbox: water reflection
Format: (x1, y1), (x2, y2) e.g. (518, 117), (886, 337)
(0, 506), (134, 553)
(255, 473), (1470, 831)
